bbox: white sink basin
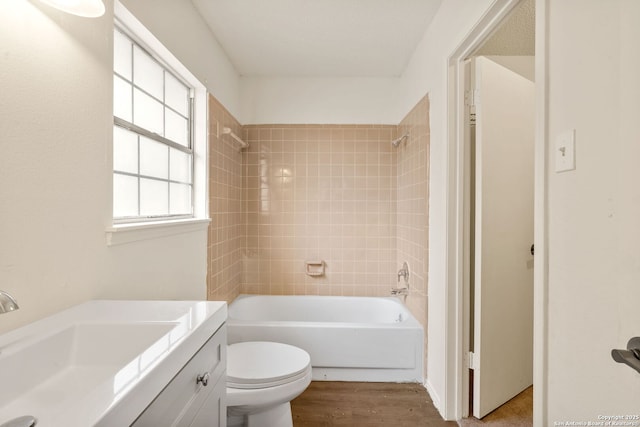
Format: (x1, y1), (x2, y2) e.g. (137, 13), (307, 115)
(0, 300), (227, 427)
(0, 323), (176, 407)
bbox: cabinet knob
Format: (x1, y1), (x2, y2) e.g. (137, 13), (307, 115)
(196, 372), (210, 387)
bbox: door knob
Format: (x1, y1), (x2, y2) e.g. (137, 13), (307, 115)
(530, 244), (534, 256)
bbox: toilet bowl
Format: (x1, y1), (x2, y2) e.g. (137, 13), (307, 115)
(226, 341), (312, 427)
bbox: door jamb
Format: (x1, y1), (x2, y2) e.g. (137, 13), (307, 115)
(443, 0), (548, 423)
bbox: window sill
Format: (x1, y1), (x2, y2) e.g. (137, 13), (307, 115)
(106, 218), (210, 246)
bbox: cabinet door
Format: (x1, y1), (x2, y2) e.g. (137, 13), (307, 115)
(132, 327), (226, 427)
(189, 375), (226, 427)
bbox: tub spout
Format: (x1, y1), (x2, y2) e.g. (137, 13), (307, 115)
(390, 287), (409, 297)
(0, 291), (19, 314)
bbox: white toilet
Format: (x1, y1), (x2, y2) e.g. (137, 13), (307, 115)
(226, 341), (312, 427)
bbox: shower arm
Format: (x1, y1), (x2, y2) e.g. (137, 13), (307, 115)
(391, 132), (409, 147)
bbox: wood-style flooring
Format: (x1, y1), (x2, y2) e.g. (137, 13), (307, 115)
(290, 381), (457, 426)
(459, 386), (533, 427)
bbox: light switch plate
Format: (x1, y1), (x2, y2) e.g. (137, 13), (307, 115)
(555, 129), (576, 172)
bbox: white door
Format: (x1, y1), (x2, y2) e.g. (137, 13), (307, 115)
(472, 56), (535, 418)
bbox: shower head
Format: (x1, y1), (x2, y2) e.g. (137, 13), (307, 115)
(391, 132), (409, 148)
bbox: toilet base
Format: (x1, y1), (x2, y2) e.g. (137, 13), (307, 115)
(227, 402), (293, 427)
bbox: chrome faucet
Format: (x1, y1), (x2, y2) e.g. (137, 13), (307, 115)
(0, 291), (19, 314)
(391, 287), (409, 296)
(391, 262), (410, 297)
(397, 261), (409, 285)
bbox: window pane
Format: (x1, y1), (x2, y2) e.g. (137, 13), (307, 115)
(113, 173), (138, 217)
(133, 46), (163, 100)
(114, 30), (132, 80)
(140, 136), (168, 179)
(170, 183), (191, 215)
(140, 178), (168, 216)
(114, 76), (132, 121)
(169, 148), (191, 183)
(113, 126), (138, 174)
(113, 25), (195, 223)
(165, 73), (189, 116)
(165, 108), (189, 147)
(133, 89), (163, 135)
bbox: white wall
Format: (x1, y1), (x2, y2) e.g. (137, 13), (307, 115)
(240, 76), (400, 124)
(484, 55), (535, 82)
(0, 1), (111, 333)
(0, 0), (237, 334)
(545, 0), (640, 422)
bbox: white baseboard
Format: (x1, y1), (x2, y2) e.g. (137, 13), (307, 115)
(424, 378), (442, 415)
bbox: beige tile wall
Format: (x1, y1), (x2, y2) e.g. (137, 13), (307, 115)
(241, 125), (398, 296)
(207, 95), (244, 303)
(397, 94), (430, 368)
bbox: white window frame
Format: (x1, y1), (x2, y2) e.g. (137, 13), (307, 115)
(107, 1), (209, 245)
(113, 26), (195, 222)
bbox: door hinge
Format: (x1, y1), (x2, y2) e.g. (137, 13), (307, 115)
(465, 89), (478, 125)
(468, 351), (477, 370)
(465, 89), (479, 107)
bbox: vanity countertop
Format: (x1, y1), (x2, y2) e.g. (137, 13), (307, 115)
(0, 300), (227, 427)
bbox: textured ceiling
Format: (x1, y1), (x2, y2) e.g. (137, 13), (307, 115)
(191, 0), (443, 78)
(476, 0), (535, 56)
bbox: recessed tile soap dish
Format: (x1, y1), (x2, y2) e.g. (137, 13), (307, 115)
(305, 260), (325, 277)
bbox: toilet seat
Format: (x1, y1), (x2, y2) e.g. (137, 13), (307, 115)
(227, 341), (311, 389)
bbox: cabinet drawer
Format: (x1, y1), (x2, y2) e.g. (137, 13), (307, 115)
(132, 326), (227, 427)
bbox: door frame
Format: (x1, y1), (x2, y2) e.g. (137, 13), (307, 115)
(442, 0), (549, 423)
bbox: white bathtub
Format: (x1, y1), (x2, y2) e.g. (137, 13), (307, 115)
(227, 294), (424, 382)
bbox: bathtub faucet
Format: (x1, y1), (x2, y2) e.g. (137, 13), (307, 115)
(397, 261), (410, 285)
(392, 262), (410, 297)
(391, 287), (409, 297)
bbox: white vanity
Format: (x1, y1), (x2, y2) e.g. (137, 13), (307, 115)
(0, 300), (227, 427)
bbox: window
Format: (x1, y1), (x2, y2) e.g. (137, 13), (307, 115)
(113, 27), (194, 221)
